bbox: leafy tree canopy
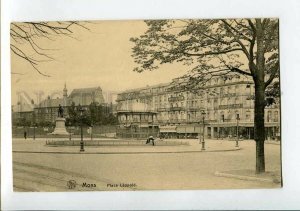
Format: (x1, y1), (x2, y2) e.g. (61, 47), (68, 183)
(131, 19), (279, 95)
(131, 18), (280, 173)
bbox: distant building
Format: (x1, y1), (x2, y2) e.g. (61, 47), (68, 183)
(68, 86), (105, 106)
(12, 84), (111, 125)
(34, 84), (106, 123)
(116, 75), (280, 140)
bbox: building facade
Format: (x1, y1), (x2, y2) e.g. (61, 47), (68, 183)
(116, 75), (280, 140)
(34, 85), (106, 124)
(34, 84), (105, 123)
(12, 84), (110, 125)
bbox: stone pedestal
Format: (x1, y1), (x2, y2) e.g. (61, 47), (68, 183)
(51, 117), (69, 135)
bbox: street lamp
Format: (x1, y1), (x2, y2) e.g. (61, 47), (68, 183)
(78, 105), (85, 152)
(201, 110), (206, 150)
(90, 124), (93, 141)
(33, 123), (36, 140)
(236, 113), (240, 147)
(246, 83), (252, 139)
(68, 121), (72, 141)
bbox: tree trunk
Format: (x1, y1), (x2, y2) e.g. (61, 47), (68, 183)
(254, 19), (266, 173)
(254, 81), (266, 173)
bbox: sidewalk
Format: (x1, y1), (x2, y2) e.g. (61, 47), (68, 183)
(12, 138), (241, 154)
(265, 140), (281, 145)
(215, 169), (282, 184)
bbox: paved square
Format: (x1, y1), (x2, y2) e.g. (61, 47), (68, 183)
(12, 139), (281, 191)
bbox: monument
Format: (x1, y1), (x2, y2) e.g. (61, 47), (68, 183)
(51, 104), (69, 135)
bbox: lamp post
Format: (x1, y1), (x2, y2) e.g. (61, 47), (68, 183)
(246, 83), (252, 140)
(32, 112), (36, 140)
(33, 123), (36, 140)
(221, 114), (225, 140)
(201, 110), (206, 150)
(236, 113), (240, 147)
(69, 122), (72, 141)
(90, 124), (93, 141)
(78, 105), (85, 152)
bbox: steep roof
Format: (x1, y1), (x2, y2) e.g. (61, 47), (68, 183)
(121, 82), (170, 94)
(69, 87), (102, 97)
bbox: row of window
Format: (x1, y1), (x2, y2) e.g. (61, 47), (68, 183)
(154, 110), (279, 122)
(119, 81), (254, 103)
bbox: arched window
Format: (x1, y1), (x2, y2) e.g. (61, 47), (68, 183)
(221, 114), (225, 122)
(207, 112), (210, 120)
(245, 110), (251, 121)
(267, 111), (272, 122)
(274, 111), (279, 122)
(235, 85), (239, 93)
(220, 87), (224, 95)
(227, 86), (231, 94)
(214, 78), (218, 84)
(220, 98), (225, 105)
(214, 111), (217, 120)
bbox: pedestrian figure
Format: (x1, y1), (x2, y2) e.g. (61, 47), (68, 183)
(146, 136), (154, 145)
(24, 131), (27, 140)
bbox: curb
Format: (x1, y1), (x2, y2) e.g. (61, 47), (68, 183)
(13, 147), (241, 155)
(265, 142), (280, 145)
(214, 171), (281, 184)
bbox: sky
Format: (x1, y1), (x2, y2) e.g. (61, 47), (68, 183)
(11, 20), (187, 105)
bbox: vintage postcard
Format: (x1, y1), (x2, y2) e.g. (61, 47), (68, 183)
(11, 18), (281, 192)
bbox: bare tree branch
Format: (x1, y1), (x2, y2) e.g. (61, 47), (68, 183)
(10, 21), (89, 76)
(221, 20), (251, 60)
(183, 48), (243, 57)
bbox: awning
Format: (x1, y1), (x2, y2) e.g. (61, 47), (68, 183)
(177, 126), (196, 133)
(159, 126), (177, 133)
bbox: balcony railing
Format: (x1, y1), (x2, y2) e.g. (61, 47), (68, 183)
(119, 119), (159, 124)
(168, 96), (185, 102)
(187, 106), (205, 111)
(169, 106), (185, 111)
(157, 107), (168, 112)
(117, 109), (156, 113)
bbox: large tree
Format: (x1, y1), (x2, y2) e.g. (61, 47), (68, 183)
(131, 18), (279, 173)
(10, 21), (89, 76)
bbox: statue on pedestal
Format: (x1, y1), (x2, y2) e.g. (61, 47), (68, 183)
(51, 104), (69, 136)
(58, 104), (64, 118)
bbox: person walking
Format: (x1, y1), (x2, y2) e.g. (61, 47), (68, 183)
(146, 136), (155, 145)
(151, 136), (155, 146)
(24, 131), (27, 140)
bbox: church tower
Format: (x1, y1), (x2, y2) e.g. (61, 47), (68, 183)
(63, 82), (68, 107)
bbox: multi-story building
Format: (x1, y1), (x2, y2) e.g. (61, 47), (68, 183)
(116, 75), (280, 140)
(34, 85), (107, 124)
(12, 84), (112, 125)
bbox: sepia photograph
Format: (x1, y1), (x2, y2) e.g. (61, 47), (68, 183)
(10, 18), (281, 192)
